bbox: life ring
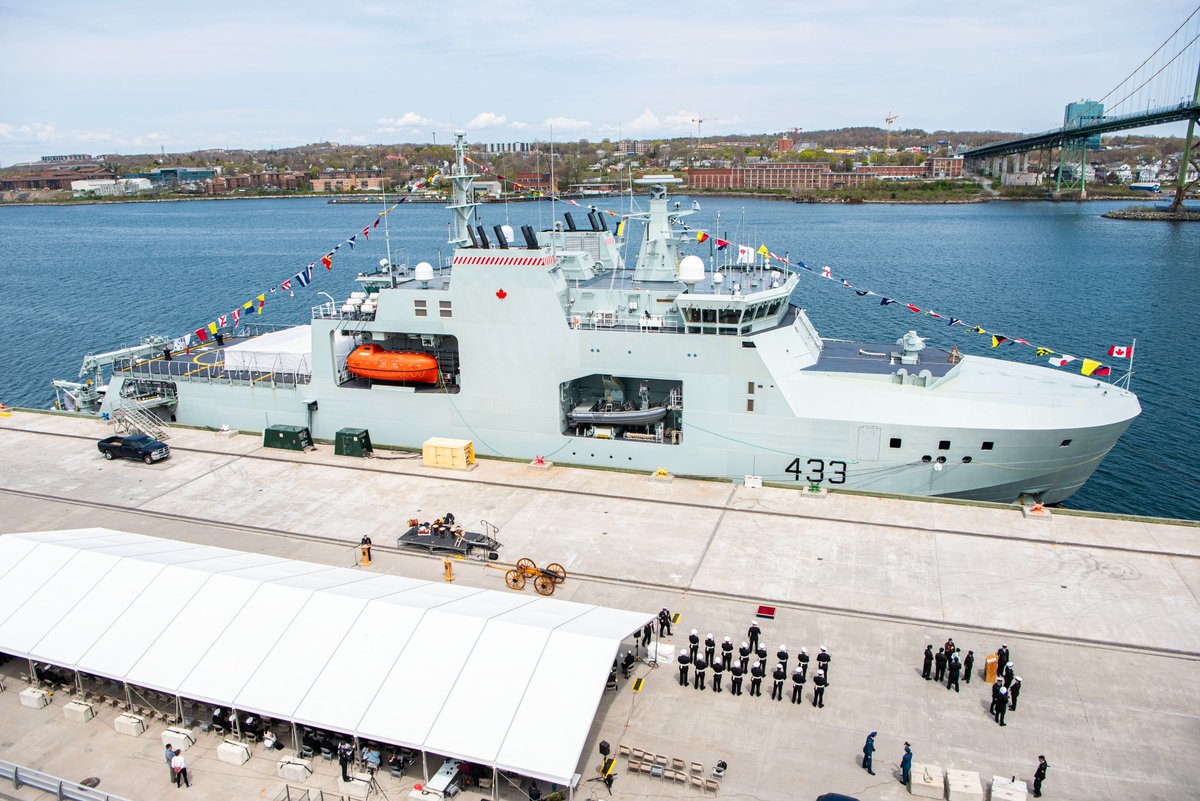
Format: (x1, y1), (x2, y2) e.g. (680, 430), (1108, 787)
(572, 316), (581, 329)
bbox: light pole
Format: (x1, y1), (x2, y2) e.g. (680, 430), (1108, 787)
(318, 291), (336, 313)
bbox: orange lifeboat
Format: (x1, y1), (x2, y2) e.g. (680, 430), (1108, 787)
(346, 344), (440, 383)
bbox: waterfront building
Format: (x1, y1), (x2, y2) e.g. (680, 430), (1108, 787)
(311, 170), (387, 192)
(0, 164), (116, 190)
(481, 141), (532, 154)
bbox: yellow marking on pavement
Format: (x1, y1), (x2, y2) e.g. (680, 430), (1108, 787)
(631, 677), (644, 693)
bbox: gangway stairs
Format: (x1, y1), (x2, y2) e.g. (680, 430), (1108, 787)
(112, 396), (171, 441)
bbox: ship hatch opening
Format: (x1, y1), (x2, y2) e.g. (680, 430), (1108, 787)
(338, 333), (461, 393)
(560, 374), (683, 444)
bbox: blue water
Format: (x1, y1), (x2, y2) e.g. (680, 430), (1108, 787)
(1, 196), (1197, 520)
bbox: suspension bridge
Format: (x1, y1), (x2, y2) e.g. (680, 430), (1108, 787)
(964, 5), (1200, 205)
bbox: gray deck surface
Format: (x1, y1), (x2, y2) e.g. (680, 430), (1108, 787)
(0, 410), (1197, 801)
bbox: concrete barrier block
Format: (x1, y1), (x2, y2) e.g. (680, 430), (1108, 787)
(161, 726), (196, 751)
(114, 713), (146, 736)
(946, 769), (983, 801)
(63, 700), (95, 722)
(276, 757), (313, 781)
(217, 740), (251, 766)
(910, 762), (944, 798)
(19, 687), (50, 709)
(990, 775), (1027, 801)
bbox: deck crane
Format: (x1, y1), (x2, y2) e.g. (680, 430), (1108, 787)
(884, 112), (899, 151)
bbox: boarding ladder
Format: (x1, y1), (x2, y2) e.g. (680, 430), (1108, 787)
(112, 397), (171, 441)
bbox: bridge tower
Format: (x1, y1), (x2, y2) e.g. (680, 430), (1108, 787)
(1169, 57), (1200, 212)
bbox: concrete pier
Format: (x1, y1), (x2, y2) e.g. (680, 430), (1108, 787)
(0, 411), (1197, 801)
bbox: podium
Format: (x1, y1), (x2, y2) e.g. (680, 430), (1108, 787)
(984, 654), (999, 684)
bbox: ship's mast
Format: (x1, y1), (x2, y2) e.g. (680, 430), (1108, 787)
(447, 130), (478, 248)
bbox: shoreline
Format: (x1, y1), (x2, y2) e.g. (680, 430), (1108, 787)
(0, 190), (1185, 209)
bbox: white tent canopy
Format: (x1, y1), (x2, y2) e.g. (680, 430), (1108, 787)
(222, 325), (353, 375)
(0, 529), (652, 786)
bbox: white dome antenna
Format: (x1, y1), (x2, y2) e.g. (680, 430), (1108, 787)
(679, 255), (705, 290)
(415, 261), (434, 286)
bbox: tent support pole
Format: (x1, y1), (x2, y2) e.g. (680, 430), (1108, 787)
(74, 669), (83, 696)
(176, 694), (182, 724)
(233, 710), (242, 740)
(493, 765), (498, 801)
(28, 659), (38, 685)
(422, 751), (429, 783)
(124, 682), (132, 711)
(292, 722), (300, 754)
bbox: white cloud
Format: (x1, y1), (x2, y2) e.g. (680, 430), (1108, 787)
(508, 120), (530, 130)
(0, 122), (56, 142)
(466, 112), (507, 129)
(131, 132), (171, 147)
(625, 110), (659, 132)
(542, 116), (590, 131)
(377, 112), (432, 132)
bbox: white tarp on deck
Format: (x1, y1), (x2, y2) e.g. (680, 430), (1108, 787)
(0, 529), (652, 786)
(222, 325), (353, 374)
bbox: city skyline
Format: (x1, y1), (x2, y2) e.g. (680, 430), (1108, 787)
(1, 0), (1196, 165)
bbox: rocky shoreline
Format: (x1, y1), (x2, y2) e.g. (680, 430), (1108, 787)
(1102, 206), (1200, 221)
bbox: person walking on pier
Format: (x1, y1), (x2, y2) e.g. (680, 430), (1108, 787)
(797, 647), (810, 680)
(738, 641), (751, 674)
(693, 657), (707, 691)
(747, 622), (761, 653)
(688, 630), (700, 662)
(171, 749), (189, 788)
(721, 637), (734, 671)
(658, 608), (672, 636)
(771, 663), (786, 701)
(711, 658), (725, 693)
(704, 633), (716, 666)
(922, 644), (934, 680)
(677, 651), (691, 686)
(817, 646), (831, 677)
(164, 743), (175, 783)
(861, 732), (876, 775)
(641, 622), (653, 650)
(947, 653), (961, 692)
(1009, 676), (1022, 710)
(900, 743), (912, 786)
(963, 650), (975, 684)
(934, 647), (947, 682)
(790, 667), (805, 704)
(729, 662), (744, 696)
(812, 669), (827, 708)
(1033, 756), (1049, 798)
(749, 661), (763, 697)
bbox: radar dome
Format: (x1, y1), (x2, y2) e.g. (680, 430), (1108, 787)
(501, 225), (516, 246)
(379, 258), (390, 268)
(679, 255), (705, 286)
(712, 272), (724, 284)
(415, 262), (434, 282)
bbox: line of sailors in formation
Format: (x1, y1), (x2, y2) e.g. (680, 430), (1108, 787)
(922, 639), (1022, 726)
(675, 623), (833, 708)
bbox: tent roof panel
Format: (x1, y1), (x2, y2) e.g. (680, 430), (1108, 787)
(0, 536), (44, 582)
(78, 565), (213, 680)
(125, 572), (262, 691)
(0, 549), (123, 656)
(177, 582), (316, 704)
(235, 592), (368, 718)
(321, 574), (426, 600)
(291, 600), (425, 732)
(29, 557), (166, 667)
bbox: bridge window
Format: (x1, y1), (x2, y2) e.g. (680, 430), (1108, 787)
(414, 299), (427, 317)
(889, 437), (902, 448)
(1060, 439), (1072, 447)
(938, 440), (951, 450)
(439, 300), (452, 318)
(981, 441), (994, 450)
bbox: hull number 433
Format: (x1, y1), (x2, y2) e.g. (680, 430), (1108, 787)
(785, 458), (847, 484)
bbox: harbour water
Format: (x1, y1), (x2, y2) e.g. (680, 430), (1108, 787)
(1, 195), (1197, 520)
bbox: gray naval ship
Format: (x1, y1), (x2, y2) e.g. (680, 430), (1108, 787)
(56, 132), (1140, 504)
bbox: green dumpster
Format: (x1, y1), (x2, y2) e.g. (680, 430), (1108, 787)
(263, 424), (312, 451)
(335, 428), (373, 457)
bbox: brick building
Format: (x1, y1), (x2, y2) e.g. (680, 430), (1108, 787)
(687, 163), (874, 190)
(207, 171), (303, 193)
(0, 164), (115, 190)
(311, 171), (387, 192)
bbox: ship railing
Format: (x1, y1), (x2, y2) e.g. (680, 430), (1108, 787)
(313, 306), (377, 323)
(566, 313), (683, 334)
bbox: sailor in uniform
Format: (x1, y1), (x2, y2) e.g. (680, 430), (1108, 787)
(749, 661), (764, 697)
(738, 641), (751, 674)
(797, 647), (810, 680)
(747, 622), (761, 653)
(729, 661), (744, 696)
(1008, 676), (1022, 710)
(693, 657), (707, 691)
(658, 608), (672, 636)
(812, 669), (828, 708)
(703, 633), (716, 666)
(922, 644), (934, 680)
(711, 657), (724, 693)
(770, 663), (786, 701)
(776, 644), (789, 675)
(688, 630), (700, 662)
(790, 666), (806, 704)
(817, 646), (831, 677)
(677, 651), (691, 686)
(721, 637), (734, 670)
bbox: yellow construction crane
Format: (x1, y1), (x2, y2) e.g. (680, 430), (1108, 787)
(884, 112), (899, 151)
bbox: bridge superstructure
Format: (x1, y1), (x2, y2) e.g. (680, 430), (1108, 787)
(964, 7), (1200, 205)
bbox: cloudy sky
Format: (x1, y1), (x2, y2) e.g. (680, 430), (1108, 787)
(1, 0), (1196, 164)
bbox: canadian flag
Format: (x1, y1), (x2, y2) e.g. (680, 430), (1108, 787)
(1107, 344), (1133, 359)
(821, 265), (832, 279)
